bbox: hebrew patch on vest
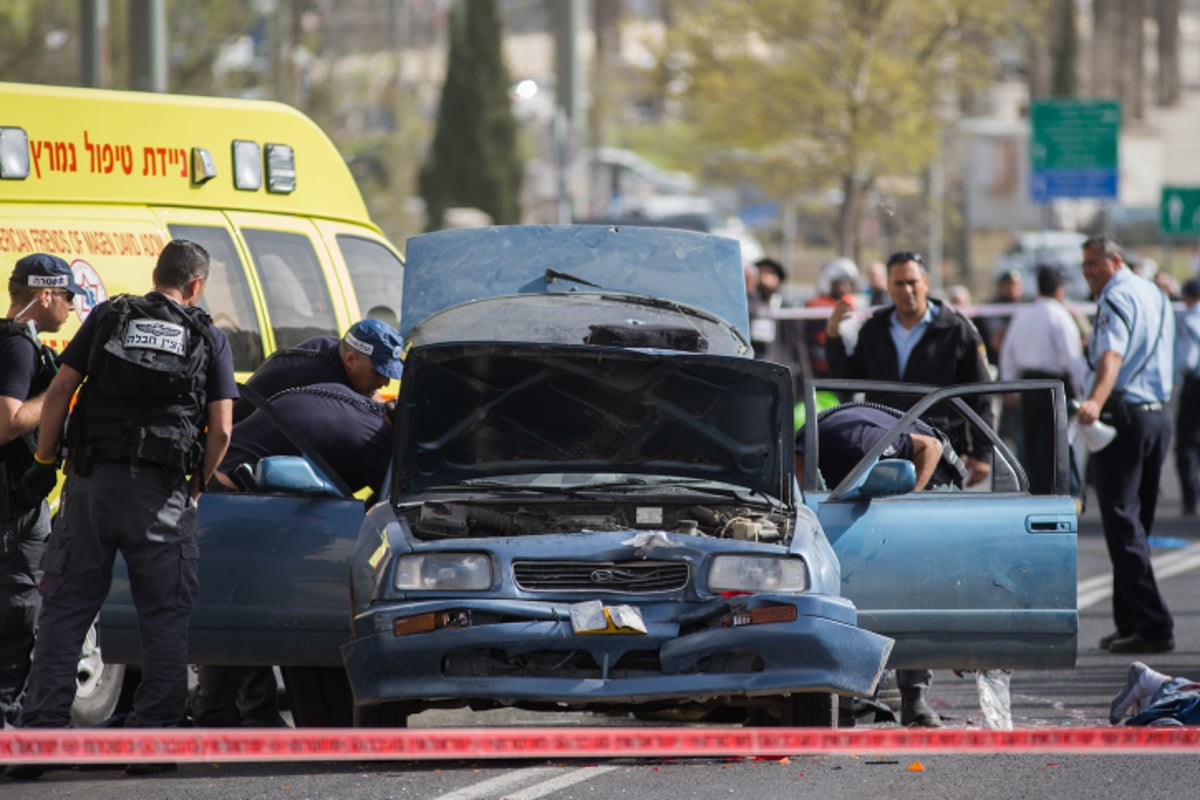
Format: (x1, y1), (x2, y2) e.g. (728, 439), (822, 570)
(123, 319), (188, 356)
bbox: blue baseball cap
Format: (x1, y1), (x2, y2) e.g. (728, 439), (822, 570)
(343, 318), (405, 379)
(11, 253), (85, 295)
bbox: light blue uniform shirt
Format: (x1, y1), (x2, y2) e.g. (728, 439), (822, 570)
(1086, 268), (1175, 403)
(1174, 303), (1200, 383)
(889, 303), (938, 377)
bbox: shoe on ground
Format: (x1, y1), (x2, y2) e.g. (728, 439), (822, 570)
(1109, 661), (1170, 724)
(900, 696), (943, 728)
(3, 763), (47, 780)
(124, 762), (177, 776)
(1099, 630), (1130, 649)
(1108, 633), (1175, 654)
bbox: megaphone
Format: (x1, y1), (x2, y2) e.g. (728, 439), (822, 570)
(1068, 418), (1117, 453)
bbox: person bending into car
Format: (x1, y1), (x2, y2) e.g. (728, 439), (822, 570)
(230, 317), (404, 424)
(794, 402), (967, 729)
(191, 382), (395, 728)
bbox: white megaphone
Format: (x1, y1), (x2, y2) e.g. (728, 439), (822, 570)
(1068, 417), (1117, 453)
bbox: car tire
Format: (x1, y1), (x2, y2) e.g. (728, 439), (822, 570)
(70, 621), (129, 726)
(353, 701), (411, 728)
(747, 692), (838, 728)
(281, 666), (355, 728)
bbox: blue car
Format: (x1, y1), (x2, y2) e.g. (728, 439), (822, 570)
(97, 226), (1077, 728)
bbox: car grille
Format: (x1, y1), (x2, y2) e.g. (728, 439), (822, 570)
(512, 560), (689, 593)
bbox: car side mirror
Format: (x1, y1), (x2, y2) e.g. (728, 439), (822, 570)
(253, 456), (343, 496)
(839, 458), (918, 501)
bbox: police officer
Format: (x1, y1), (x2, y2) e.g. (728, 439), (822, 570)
(1173, 279), (1200, 516)
(231, 318), (404, 424)
(1075, 237), (1175, 655)
(825, 249), (995, 728)
(1, 254), (79, 728)
(7, 240), (236, 779)
(191, 320), (402, 728)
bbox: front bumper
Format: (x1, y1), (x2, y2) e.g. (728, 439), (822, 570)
(341, 593), (893, 708)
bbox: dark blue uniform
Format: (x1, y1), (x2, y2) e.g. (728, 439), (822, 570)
(0, 324), (55, 727)
(19, 296), (237, 729)
(230, 336), (346, 424)
(221, 382), (392, 495)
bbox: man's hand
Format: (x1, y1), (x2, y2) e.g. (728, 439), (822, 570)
(963, 456), (991, 487)
(19, 460), (58, 508)
(825, 298), (854, 338)
(1075, 398), (1102, 426)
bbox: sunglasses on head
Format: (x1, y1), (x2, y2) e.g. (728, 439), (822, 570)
(886, 251), (925, 267)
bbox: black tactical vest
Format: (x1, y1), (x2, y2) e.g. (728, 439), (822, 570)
(0, 319), (58, 490)
(68, 293), (212, 473)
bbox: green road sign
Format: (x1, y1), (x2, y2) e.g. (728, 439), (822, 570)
(1161, 186), (1200, 237)
(1030, 99), (1121, 201)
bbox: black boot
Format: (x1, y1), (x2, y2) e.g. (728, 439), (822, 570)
(900, 687), (942, 727)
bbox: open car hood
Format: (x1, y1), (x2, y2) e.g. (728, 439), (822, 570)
(400, 225), (751, 342)
(393, 342), (795, 502)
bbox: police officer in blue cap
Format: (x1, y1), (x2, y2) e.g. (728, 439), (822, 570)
(193, 318), (403, 728)
(1, 254), (80, 728)
(1076, 238), (1176, 655)
(230, 318), (404, 424)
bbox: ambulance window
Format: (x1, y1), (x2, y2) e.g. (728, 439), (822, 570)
(337, 235), (404, 331)
(243, 229), (338, 349)
(167, 223), (265, 372)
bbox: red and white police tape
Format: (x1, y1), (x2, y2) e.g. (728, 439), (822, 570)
(2, 726), (1199, 764)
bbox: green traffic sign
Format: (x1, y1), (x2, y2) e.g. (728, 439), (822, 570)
(1161, 186), (1200, 237)
(1030, 99), (1121, 171)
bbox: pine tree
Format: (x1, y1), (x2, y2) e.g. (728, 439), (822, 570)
(419, 0), (523, 230)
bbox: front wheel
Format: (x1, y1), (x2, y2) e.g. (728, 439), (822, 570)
(70, 620), (130, 726)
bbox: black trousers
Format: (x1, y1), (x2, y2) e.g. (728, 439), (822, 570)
(1175, 378), (1200, 512)
(20, 463), (198, 728)
(1092, 405), (1173, 640)
(0, 501), (50, 727)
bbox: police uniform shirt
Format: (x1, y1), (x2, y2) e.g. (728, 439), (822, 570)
(220, 382), (391, 495)
(1174, 303), (1200, 383)
(60, 298), (239, 403)
(0, 327), (50, 404)
(1086, 269), (1175, 404)
(795, 404), (934, 487)
(231, 336), (345, 423)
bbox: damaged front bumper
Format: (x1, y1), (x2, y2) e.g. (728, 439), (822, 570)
(341, 593), (893, 708)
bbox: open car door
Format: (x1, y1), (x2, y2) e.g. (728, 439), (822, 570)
(799, 379), (1078, 671)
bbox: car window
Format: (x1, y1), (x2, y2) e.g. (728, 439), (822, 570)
(243, 228), (339, 349)
(167, 223), (264, 372)
(337, 234), (404, 331)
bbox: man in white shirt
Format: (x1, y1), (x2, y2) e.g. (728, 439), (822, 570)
(999, 266), (1086, 493)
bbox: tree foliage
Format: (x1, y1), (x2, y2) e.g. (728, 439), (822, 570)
(419, 0), (523, 230)
(672, 0), (1039, 257)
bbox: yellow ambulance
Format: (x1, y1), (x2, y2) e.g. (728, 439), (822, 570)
(0, 81), (405, 375)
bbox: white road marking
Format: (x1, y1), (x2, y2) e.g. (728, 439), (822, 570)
(502, 766), (621, 799)
(1077, 541), (1200, 610)
(433, 767), (562, 800)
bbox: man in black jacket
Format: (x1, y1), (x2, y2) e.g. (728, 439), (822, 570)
(823, 250), (996, 728)
(825, 250), (994, 487)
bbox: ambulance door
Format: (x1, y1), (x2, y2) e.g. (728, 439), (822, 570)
(225, 211), (352, 349)
(151, 208), (269, 376)
(312, 220), (406, 333)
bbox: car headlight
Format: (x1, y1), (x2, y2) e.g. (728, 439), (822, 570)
(708, 555), (809, 593)
(394, 553), (493, 591)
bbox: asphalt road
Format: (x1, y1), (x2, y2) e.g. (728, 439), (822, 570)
(4, 449), (1200, 797)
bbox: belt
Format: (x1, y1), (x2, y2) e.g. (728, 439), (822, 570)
(1125, 401), (1164, 412)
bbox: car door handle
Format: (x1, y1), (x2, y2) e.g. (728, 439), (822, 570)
(1026, 515), (1076, 533)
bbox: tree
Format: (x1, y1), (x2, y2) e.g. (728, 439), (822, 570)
(671, 0), (1039, 260)
(419, 0), (523, 230)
